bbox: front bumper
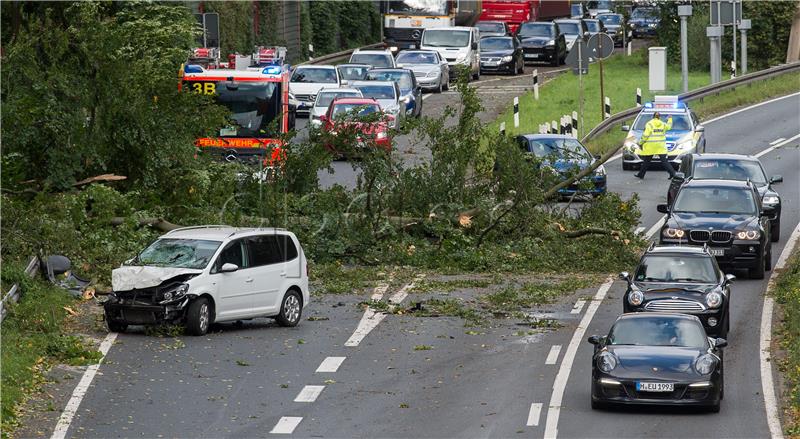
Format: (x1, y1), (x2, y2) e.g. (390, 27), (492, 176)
(480, 59), (515, 73)
(522, 47), (557, 62)
(558, 176), (607, 195)
(624, 306), (727, 337)
(592, 373), (721, 408)
(104, 298), (189, 326)
(660, 238), (764, 270)
(622, 150), (683, 168)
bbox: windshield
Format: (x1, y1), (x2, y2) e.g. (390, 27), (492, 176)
(524, 138), (591, 160)
(315, 91), (361, 108)
(633, 113), (692, 131)
(291, 68), (338, 84)
(556, 22), (580, 35)
(387, 0), (449, 15)
(365, 71), (413, 91)
(692, 160), (768, 185)
(355, 85), (396, 100)
(396, 51), (438, 64)
(477, 22), (505, 33)
(635, 255), (718, 283)
(135, 238), (221, 269)
(332, 103), (381, 118)
(608, 317), (707, 348)
(588, 1), (613, 10)
(631, 8), (658, 19)
(422, 29), (471, 48)
(480, 37), (514, 51)
(598, 14), (622, 25)
(585, 21), (600, 32)
(350, 53), (394, 68)
(337, 66), (370, 80)
(518, 23), (554, 38)
(673, 187), (757, 215)
(195, 81), (281, 138)
(571, 5), (583, 16)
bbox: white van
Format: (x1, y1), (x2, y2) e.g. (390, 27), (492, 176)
(420, 26), (481, 81)
(104, 226), (309, 335)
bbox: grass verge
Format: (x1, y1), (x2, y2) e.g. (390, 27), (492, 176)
(774, 250), (800, 436)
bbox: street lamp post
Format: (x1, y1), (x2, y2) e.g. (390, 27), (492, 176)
(739, 19), (751, 75)
(707, 26), (723, 84)
(678, 5), (692, 93)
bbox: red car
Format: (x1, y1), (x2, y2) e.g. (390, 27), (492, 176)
(318, 97), (393, 152)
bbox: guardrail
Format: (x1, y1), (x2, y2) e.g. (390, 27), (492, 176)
(0, 256), (40, 323)
(582, 61), (800, 142)
(298, 42), (385, 66)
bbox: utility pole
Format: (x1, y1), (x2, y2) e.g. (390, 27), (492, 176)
(678, 5), (692, 93)
(788, 2), (800, 63)
(739, 19), (750, 75)
(707, 26), (723, 84)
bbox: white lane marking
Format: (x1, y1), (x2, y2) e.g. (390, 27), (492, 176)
(770, 137), (786, 146)
(761, 222), (800, 439)
(526, 403), (543, 426)
(645, 215), (667, 240)
(371, 277), (392, 301)
(316, 356), (346, 373)
(544, 278), (614, 439)
(51, 333), (118, 439)
(755, 133), (800, 159)
(702, 92), (800, 125)
(608, 152), (623, 163)
(270, 416), (303, 434)
(634, 226), (645, 236)
(344, 308), (387, 347)
(294, 385), (325, 403)
(387, 274), (425, 305)
(570, 300), (586, 314)
(545, 345), (562, 365)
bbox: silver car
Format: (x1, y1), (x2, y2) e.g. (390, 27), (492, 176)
(395, 50), (450, 93)
(349, 80), (404, 128)
(309, 88), (363, 129)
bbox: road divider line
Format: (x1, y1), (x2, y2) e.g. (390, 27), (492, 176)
(51, 333), (118, 439)
(645, 215), (667, 240)
(526, 403), (543, 427)
(294, 385), (325, 403)
(755, 133), (800, 159)
(316, 356), (346, 373)
(770, 137), (786, 146)
(761, 222), (800, 439)
(570, 300), (586, 315)
(545, 345), (562, 365)
(270, 416), (303, 434)
(544, 277), (614, 439)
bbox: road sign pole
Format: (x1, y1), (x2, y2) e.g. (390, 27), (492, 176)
(599, 36), (605, 122)
(578, 37), (584, 138)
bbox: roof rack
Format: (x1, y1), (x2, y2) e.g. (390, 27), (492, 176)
(164, 225), (233, 235)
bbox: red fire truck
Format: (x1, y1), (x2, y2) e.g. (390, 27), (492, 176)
(479, 0), (571, 33)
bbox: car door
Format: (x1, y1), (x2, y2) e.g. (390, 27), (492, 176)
(212, 238), (260, 320)
(410, 74), (422, 114)
(245, 234), (286, 314)
(668, 156), (691, 204)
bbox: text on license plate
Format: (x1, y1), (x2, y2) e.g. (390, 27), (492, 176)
(524, 54), (539, 58)
(709, 249), (724, 256)
(637, 382), (674, 392)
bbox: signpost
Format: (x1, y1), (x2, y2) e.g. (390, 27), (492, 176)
(588, 33), (614, 124)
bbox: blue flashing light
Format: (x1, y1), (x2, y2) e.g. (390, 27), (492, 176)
(262, 65), (282, 75)
(644, 102), (653, 108)
(184, 64), (204, 74)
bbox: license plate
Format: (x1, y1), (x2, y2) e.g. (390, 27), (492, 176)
(709, 249), (724, 256)
(652, 155), (660, 159)
(484, 61), (497, 66)
(637, 382), (674, 392)
(524, 53), (539, 58)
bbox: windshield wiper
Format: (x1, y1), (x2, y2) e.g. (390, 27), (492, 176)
(672, 278), (710, 283)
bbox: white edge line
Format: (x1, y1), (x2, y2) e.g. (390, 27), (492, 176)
(634, 226), (645, 236)
(316, 356), (346, 373)
(50, 333), (118, 439)
(545, 345), (563, 365)
(761, 222), (800, 439)
(527, 402), (543, 426)
(294, 385), (325, 403)
(645, 215), (667, 240)
(270, 416), (303, 434)
(544, 278), (614, 439)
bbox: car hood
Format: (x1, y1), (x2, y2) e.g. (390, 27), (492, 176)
(481, 50), (514, 57)
(634, 283), (719, 302)
(289, 83), (331, 95)
(402, 64), (439, 75)
(112, 266), (203, 292)
(311, 106), (328, 118)
(519, 36), (553, 46)
(605, 346), (705, 378)
(667, 212), (758, 232)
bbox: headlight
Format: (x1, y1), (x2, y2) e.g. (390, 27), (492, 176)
(705, 291), (722, 309)
(597, 352), (617, 372)
(663, 228), (685, 239)
(456, 55), (467, 63)
(547, 39), (556, 46)
(694, 354), (717, 375)
(763, 195), (780, 205)
(501, 55), (513, 62)
(623, 140), (639, 152)
(426, 70), (438, 77)
(160, 283), (189, 304)
(628, 290), (644, 306)
(594, 164), (607, 176)
(736, 230), (760, 240)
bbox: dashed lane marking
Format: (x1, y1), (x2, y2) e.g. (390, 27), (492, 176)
(755, 133), (800, 159)
(770, 137), (786, 146)
(270, 417), (303, 434)
(388, 274), (425, 305)
(545, 345), (562, 365)
(294, 385), (325, 403)
(570, 300), (586, 315)
(526, 403), (543, 427)
(316, 356), (346, 373)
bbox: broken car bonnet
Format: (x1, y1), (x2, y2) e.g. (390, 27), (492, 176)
(112, 266), (203, 291)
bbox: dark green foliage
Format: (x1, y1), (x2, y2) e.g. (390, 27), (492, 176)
(203, 1), (255, 55)
(774, 252), (800, 436)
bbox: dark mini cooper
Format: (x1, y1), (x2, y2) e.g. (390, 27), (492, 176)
(621, 245), (734, 337)
(589, 313), (726, 412)
(658, 179), (772, 279)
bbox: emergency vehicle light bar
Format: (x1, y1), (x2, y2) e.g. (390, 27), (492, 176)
(184, 64), (204, 74)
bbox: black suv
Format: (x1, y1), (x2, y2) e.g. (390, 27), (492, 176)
(668, 153), (783, 241)
(620, 245), (734, 337)
(516, 21), (567, 66)
(658, 179), (772, 279)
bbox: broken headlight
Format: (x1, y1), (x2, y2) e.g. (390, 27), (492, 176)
(160, 283), (189, 304)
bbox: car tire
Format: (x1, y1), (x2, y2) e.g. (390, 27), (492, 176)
(106, 315), (127, 333)
(435, 81), (443, 94)
(517, 61), (524, 74)
(186, 297), (212, 336)
(443, 77), (450, 91)
(750, 253), (766, 279)
(709, 400), (721, 413)
(276, 289), (303, 327)
(473, 69), (480, 81)
(771, 220), (780, 242)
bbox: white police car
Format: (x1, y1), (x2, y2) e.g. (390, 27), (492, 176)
(621, 96), (706, 171)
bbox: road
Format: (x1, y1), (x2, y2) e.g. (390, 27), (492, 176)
(40, 80), (800, 437)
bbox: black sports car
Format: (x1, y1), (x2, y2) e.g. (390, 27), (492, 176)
(621, 245), (734, 337)
(589, 313), (726, 412)
(658, 179), (772, 279)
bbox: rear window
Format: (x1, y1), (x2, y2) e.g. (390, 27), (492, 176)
(518, 23), (554, 38)
(396, 52), (438, 64)
(355, 85), (396, 100)
(291, 68), (338, 84)
(365, 71), (413, 90)
(673, 187), (757, 215)
(350, 53), (394, 68)
(556, 22), (580, 35)
(692, 160), (767, 185)
(245, 235), (298, 266)
(477, 22), (505, 33)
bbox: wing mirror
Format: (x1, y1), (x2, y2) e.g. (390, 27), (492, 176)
(724, 273), (736, 284)
(694, 124), (705, 133)
(656, 203), (670, 214)
(587, 335), (602, 345)
(770, 175), (783, 184)
(714, 338), (728, 348)
(621, 124), (630, 131)
(220, 263), (239, 273)
(619, 271), (631, 283)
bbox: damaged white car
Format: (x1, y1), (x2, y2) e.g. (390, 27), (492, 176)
(104, 226), (309, 335)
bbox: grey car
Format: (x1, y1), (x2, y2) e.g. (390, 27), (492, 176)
(365, 68), (423, 118)
(395, 50), (450, 93)
(349, 80), (404, 128)
(336, 64), (371, 87)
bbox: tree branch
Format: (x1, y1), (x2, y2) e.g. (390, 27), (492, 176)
(543, 143), (623, 200)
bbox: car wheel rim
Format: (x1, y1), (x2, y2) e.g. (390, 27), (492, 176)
(199, 303), (209, 331)
(285, 295), (300, 323)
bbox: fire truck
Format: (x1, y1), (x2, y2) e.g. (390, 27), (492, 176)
(180, 47), (295, 166)
(188, 47), (222, 69)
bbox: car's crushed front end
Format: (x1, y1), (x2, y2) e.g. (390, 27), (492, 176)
(104, 268), (201, 327)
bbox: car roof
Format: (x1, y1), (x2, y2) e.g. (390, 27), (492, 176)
(350, 80), (397, 88)
(521, 21), (555, 25)
(519, 134), (581, 141)
(397, 50), (438, 55)
(482, 35), (513, 40)
(331, 97), (378, 105)
(352, 50), (393, 55)
(295, 65), (336, 70)
(691, 153), (758, 162)
(163, 226), (288, 241)
(554, 19), (581, 23)
(597, 12), (622, 17)
(317, 87), (361, 94)
(337, 63), (371, 68)
(682, 178), (753, 189)
(426, 26), (474, 31)
(645, 245), (710, 256)
(368, 68), (412, 74)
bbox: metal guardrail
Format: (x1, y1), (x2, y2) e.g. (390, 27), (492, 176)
(582, 61), (800, 142)
(298, 42), (385, 66)
(0, 256), (40, 323)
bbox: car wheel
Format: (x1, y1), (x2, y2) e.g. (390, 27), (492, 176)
(186, 297), (212, 336)
(443, 77), (450, 91)
(473, 69), (480, 80)
(771, 220), (780, 242)
(276, 290), (303, 327)
(550, 55), (559, 67)
(106, 314), (127, 333)
(765, 243), (773, 271)
(750, 253), (766, 279)
(436, 81), (443, 94)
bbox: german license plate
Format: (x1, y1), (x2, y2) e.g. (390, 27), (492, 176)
(484, 61), (497, 66)
(525, 53), (538, 58)
(637, 382), (674, 392)
(710, 249), (724, 256)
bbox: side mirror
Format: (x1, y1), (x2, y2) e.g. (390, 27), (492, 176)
(619, 271), (631, 282)
(714, 338), (728, 348)
(621, 124), (630, 131)
(656, 203), (669, 214)
(672, 172), (685, 181)
(587, 335), (601, 345)
(471, 42), (478, 50)
(770, 175), (783, 184)
(724, 274), (736, 283)
(695, 124), (705, 133)
(220, 263), (239, 273)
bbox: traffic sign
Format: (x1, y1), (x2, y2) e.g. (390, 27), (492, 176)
(588, 33), (615, 60)
(565, 40), (589, 75)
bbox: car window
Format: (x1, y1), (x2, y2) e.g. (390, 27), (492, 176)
(396, 52), (438, 64)
(332, 103), (381, 118)
(291, 68), (338, 84)
(337, 66), (369, 80)
(518, 23), (554, 38)
(365, 71), (413, 90)
(246, 236), (282, 266)
(556, 22), (581, 35)
(673, 186), (757, 214)
(635, 255), (718, 283)
(585, 21), (600, 32)
(608, 317), (708, 348)
(525, 138), (591, 159)
(692, 160), (768, 185)
(481, 37), (514, 51)
(350, 53), (394, 68)
(598, 14), (622, 25)
(315, 91), (361, 108)
(477, 22), (506, 33)
(422, 29), (471, 48)
(137, 238), (221, 269)
(276, 235), (299, 261)
(355, 85), (396, 100)
(214, 240), (246, 272)
(632, 113), (691, 131)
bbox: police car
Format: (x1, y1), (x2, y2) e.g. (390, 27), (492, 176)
(621, 96), (706, 171)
